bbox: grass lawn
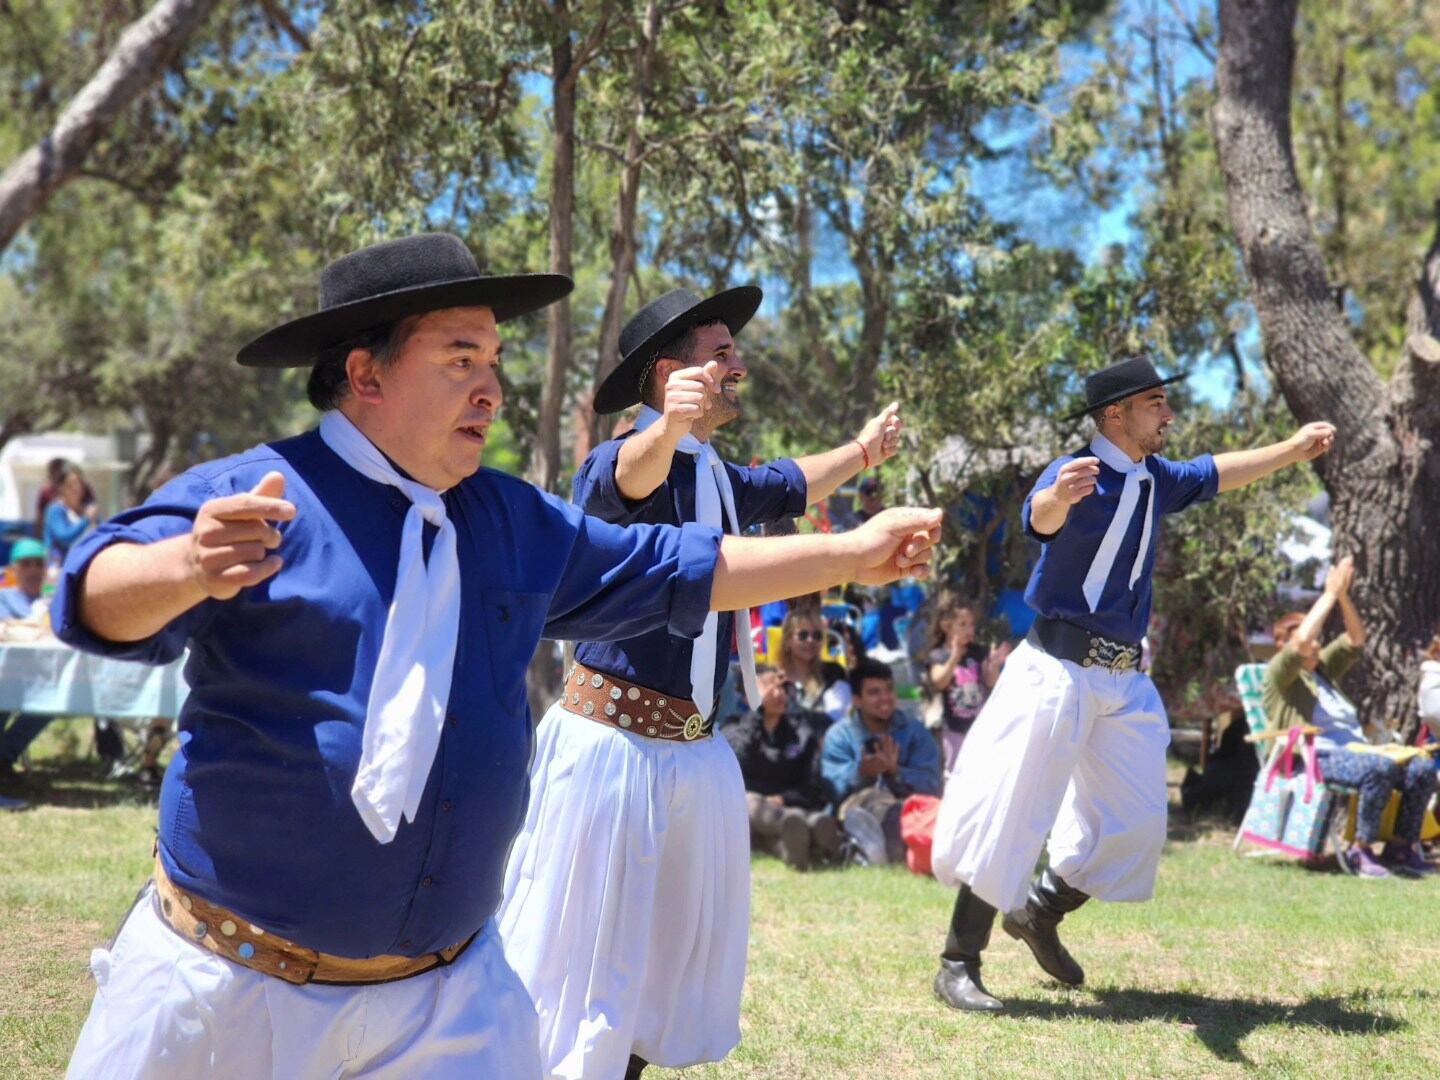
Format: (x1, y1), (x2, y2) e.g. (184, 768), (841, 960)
(3, 727), (1438, 1078)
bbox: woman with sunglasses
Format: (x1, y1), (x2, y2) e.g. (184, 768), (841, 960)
(779, 610), (852, 726)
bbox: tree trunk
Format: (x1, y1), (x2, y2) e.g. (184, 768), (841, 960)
(0, 0), (219, 253)
(583, 0), (661, 451)
(530, 0), (578, 495)
(1214, 0), (1440, 737)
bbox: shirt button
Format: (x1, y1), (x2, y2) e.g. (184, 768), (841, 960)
(398, 939), (412, 949)
(422, 876), (434, 887)
(446, 714), (458, 728)
(441, 800), (453, 813)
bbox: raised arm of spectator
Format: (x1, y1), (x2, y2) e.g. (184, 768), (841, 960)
(1333, 561), (1365, 649)
(794, 402), (903, 505)
(1214, 422), (1335, 493)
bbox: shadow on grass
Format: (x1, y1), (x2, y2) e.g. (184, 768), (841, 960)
(0, 760), (157, 810)
(1002, 986), (1404, 1064)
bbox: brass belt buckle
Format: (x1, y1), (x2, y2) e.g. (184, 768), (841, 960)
(1086, 636), (1135, 672)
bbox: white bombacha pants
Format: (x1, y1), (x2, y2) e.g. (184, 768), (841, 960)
(932, 638), (1171, 915)
(66, 887), (541, 1080)
(498, 702), (750, 1080)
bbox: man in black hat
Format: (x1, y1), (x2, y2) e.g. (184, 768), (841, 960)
(497, 285), (907, 1079)
(927, 354), (1335, 1013)
(50, 234), (941, 1079)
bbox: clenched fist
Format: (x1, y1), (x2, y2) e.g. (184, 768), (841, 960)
(1289, 421), (1336, 463)
(189, 472), (295, 600)
(849, 507), (943, 586)
(1050, 457), (1100, 505)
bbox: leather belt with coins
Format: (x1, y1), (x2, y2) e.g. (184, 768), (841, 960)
(561, 663), (712, 742)
(1028, 616), (1141, 674)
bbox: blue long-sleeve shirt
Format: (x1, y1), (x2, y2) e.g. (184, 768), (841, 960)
(821, 710), (941, 805)
(55, 429), (720, 959)
(44, 501), (90, 560)
(1022, 434), (1218, 643)
(571, 428), (806, 703)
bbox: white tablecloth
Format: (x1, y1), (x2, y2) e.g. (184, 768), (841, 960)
(0, 639), (188, 720)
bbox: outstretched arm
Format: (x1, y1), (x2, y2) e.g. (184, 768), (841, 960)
(77, 473), (294, 643)
(794, 401), (904, 505)
(710, 507), (941, 611)
(1215, 422), (1334, 493)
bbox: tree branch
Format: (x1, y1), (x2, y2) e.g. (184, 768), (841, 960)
(0, 0), (219, 254)
(256, 0), (311, 52)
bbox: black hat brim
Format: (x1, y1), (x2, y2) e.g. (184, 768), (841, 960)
(593, 285), (763, 414)
(237, 273), (573, 368)
(1062, 372), (1187, 422)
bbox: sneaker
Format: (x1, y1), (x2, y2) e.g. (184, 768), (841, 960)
(775, 812), (812, 871)
(0, 793), (28, 812)
(1347, 845), (1389, 878)
(1381, 843), (1434, 877)
(843, 807), (888, 866)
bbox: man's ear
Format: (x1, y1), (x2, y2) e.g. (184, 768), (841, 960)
(346, 348), (384, 404)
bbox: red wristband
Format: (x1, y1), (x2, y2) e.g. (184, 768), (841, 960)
(854, 439), (871, 470)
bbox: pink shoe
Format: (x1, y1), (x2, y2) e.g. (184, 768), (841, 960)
(1347, 846), (1389, 878)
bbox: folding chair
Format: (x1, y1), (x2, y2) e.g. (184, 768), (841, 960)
(1233, 663), (1437, 872)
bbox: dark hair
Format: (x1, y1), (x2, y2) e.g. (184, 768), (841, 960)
(305, 318), (417, 411)
(929, 595), (981, 651)
(46, 457), (70, 483)
(1272, 611), (1305, 646)
(849, 657), (894, 693)
(639, 318), (726, 407)
(56, 462), (85, 486)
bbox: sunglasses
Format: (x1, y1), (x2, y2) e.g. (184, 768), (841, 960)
(792, 629), (823, 643)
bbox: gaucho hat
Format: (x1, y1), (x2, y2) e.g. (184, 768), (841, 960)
(237, 233), (573, 367)
(593, 285), (762, 414)
(1064, 354), (1187, 421)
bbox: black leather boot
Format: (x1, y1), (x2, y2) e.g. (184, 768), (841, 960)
(1001, 868), (1089, 986)
(933, 885), (1004, 1013)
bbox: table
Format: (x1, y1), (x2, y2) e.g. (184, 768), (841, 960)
(0, 637), (189, 720)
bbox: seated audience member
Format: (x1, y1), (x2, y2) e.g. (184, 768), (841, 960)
(822, 658), (942, 863)
(1264, 557), (1436, 877)
(779, 609), (852, 725)
(43, 463), (98, 564)
(1419, 627), (1440, 743)
(0, 539), (53, 777)
(927, 597), (1010, 775)
(834, 620), (868, 672)
(724, 666), (839, 870)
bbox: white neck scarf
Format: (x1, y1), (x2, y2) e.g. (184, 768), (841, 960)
(319, 411), (461, 844)
(634, 406), (760, 716)
(1081, 432), (1154, 614)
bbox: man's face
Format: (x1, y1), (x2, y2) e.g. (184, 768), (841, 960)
(11, 557), (44, 597)
(857, 676), (896, 725)
(757, 670), (788, 712)
(659, 321), (745, 426)
(348, 306), (503, 490)
(1113, 388), (1174, 455)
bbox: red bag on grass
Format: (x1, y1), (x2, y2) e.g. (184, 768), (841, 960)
(900, 794), (941, 876)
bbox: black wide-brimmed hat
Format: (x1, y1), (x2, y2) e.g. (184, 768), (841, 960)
(593, 285), (762, 414)
(1064, 354), (1187, 421)
(237, 233), (573, 367)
